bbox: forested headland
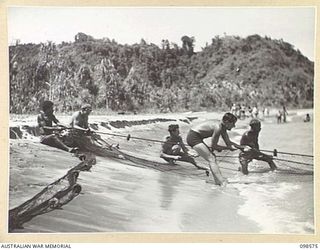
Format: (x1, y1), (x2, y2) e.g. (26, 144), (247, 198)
(9, 33), (314, 114)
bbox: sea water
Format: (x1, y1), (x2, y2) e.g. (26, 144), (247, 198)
(13, 111), (313, 233)
(230, 116), (314, 234)
(93, 112), (314, 233)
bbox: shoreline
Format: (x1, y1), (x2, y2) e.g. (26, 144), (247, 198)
(8, 109), (313, 233)
(10, 141), (260, 233)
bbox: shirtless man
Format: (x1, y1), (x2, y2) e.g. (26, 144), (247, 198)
(186, 112), (243, 185)
(160, 124), (209, 175)
(239, 119), (277, 174)
(69, 104), (92, 132)
(37, 100), (78, 153)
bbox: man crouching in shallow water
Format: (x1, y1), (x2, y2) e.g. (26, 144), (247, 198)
(37, 100), (78, 153)
(160, 124), (209, 176)
(239, 118), (277, 175)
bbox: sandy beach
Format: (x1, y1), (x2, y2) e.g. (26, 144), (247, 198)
(8, 110), (314, 234)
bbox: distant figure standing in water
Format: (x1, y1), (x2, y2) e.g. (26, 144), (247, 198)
(186, 113), (244, 186)
(248, 106), (253, 117)
(304, 114), (311, 122)
(231, 103), (237, 116)
(236, 104), (241, 119)
(263, 107), (269, 117)
(252, 106), (259, 118)
(277, 110), (282, 123)
(282, 105), (288, 123)
(239, 119), (277, 175)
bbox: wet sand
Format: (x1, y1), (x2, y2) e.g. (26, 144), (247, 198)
(9, 140), (80, 209)
(8, 110), (313, 234)
(9, 112), (261, 233)
(11, 148), (259, 233)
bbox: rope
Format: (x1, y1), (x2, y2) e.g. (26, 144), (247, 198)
(96, 130), (165, 144)
(94, 130), (313, 158)
(216, 154), (313, 167)
(272, 158), (313, 166)
(92, 130), (313, 165)
(260, 149), (313, 158)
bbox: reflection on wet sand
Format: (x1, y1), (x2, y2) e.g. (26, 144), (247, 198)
(158, 171), (180, 210)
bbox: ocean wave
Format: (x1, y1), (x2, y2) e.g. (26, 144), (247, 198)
(233, 180), (314, 234)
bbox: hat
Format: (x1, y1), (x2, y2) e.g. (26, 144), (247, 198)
(81, 104), (92, 110)
(249, 119), (261, 126)
(168, 124), (179, 132)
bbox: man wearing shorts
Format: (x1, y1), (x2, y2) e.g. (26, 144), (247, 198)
(239, 119), (277, 175)
(186, 113), (244, 185)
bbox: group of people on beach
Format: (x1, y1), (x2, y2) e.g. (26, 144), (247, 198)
(38, 100), (277, 186)
(160, 113), (277, 186)
(37, 100), (93, 154)
(276, 105), (289, 123)
(230, 103), (270, 120)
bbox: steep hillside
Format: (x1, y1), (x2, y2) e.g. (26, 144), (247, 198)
(9, 33), (314, 114)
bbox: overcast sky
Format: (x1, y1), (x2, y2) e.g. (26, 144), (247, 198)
(7, 7), (315, 61)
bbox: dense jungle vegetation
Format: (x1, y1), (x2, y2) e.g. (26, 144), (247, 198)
(9, 33), (314, 114)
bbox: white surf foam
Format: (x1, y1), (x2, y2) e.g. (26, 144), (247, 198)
(231, 178), (314, 234)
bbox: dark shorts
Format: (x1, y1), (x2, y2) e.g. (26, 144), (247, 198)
(186, 130), (203, 147)
(239, 151), (273, 164)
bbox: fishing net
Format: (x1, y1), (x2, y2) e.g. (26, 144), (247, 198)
(9, 129), (313, 231)
(78, 130), (314, 177)
(270, 153), (313, 175)
(215, 149), (313, 176)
